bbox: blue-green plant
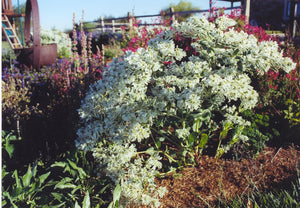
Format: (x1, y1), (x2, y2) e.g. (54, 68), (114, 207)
(76, 15), (295, 207)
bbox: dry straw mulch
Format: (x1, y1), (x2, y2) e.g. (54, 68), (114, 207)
(155, 145), (300, 208)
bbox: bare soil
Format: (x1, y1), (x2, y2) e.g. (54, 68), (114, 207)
(155, 145), (300, 208)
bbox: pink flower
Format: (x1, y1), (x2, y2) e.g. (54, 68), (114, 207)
(163, 61), (172, 66)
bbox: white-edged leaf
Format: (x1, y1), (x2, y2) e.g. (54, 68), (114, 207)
(113, 183), (121, 204)
(82, 190), (90, 208)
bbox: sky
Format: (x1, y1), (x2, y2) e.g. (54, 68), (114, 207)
(11, 0), (241, 32)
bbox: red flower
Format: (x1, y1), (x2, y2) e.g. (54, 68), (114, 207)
(163, 61), (172, 66)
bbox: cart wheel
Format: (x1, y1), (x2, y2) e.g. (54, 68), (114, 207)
(24, 0), (41, 68)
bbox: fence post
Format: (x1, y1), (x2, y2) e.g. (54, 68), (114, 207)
(245, 0), (250, 24)
(112, 19), (115, 33)
(100, 16), (105, 32)
(128, 12), (133, 30)
(289, 0), (297, 39)
(102, 44), (105, 65)
(169, 7), (175, 24)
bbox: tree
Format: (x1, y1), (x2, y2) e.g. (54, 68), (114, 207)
(162, 0), (200, 23)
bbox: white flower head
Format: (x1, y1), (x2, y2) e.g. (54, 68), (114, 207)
(216, 15), (237, 31)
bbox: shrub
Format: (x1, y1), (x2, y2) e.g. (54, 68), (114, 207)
(40, 27), (72, 58)
(76, 15), (295, 207)
(120, 17), (169, 52)
(217, 9), (300, 145)
(1, 69), (41, 140)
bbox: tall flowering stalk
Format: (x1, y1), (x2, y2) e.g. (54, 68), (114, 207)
(88, 32), (93, 62)
(80, 10), (88, 73)
(72, 12), (80, 71)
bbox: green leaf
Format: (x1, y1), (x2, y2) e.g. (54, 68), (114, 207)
(113, 183), (121, 204)
(100, 184), (110, 194)
(198, 133), (208, 149)
(192, 119), (202, 133)
(54, 177), (76, 190)
(46, 203), (66, 208)
(51, 161), (67, 168)
(39, 172), (51, 185)
(67, 159), (87, 179)
(32, 162), (37, 177)
(4, 141), (14, 158)
(75, 201), (81, 208)
(2, 199), (7, 206)
(51, 192), (64, 202)
(2, 130), (6, 138)
(159, 137), (165, 142)
(22, 165), (33, 187)
(82, 191), (90, 208)
(215, 148), (225, 159)
(13, 170), (22, 189)
(67, 159), (79, 170)
(233, 48), (239, 56)
(55, 183), (77, 190)
(188, 133), (195, 145)
(156, 141), (161, 149)
(71, 185), (81, 195)
(4, 131), (18, 141)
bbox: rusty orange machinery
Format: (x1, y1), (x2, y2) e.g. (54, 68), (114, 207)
(2, 0), (57, 69)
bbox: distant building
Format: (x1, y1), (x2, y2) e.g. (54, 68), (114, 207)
(218, 0), (300, 31)
(251, 0), (300, 30)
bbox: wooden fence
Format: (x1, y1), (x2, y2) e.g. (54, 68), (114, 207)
(86, 6), (241, 32)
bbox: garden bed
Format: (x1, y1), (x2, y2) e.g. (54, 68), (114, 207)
(126, 144), (300, 208)
(2, 9), (300, 208)
(156, 144), (299, 207)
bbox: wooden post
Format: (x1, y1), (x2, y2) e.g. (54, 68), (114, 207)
(241, 0), (251, 24)
(102, 44), (105, 65)
(292, 2), (298, 39)
(209, 0), (212, 18)
(100, 16), (105, 32)
(289, 0), (297, 39)
(245, 0), (250, 24)
(112, 19), (115, 33)
(169, 7), (175, 24)
(128, 12), (133, 30)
